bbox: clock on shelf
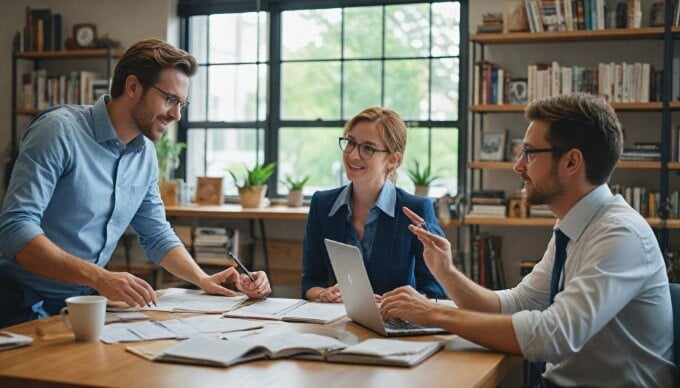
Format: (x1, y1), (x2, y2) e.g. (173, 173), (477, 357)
(65, 23), (97, 50)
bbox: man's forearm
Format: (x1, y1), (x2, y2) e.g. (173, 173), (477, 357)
(429, 305), (523, 355)
(436, 267), (502, 313)
(14, 235), (104, 288)
(158, 246), (207, 286)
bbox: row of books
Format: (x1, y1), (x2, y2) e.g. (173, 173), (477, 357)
(621, 143), (660, 161)
(20, 70), (108, 110)
(19, 7), (62, 52)
(468, 234), (505, 290)
(610, 185), (680, 219)
(193, 227), (240, 266)
(524, 0), (642, 32)
(527, 61), (656, 103)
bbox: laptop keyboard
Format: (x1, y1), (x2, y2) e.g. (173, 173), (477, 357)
(383, 318), (426, 330)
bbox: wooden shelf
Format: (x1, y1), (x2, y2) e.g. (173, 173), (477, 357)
(469, 161), (680, 170)
(469, 102), (680, 112)
(470, 26), (680, 45)
(465, 216), (680, 228)
(15, 49), (124, 59)
(14, 108), (41, 115)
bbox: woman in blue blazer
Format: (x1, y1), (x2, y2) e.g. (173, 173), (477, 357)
(301, 107), (447, 302)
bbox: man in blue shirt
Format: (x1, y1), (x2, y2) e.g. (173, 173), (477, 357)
(0, 39), (270, 328)
(380, 93), (674, 386)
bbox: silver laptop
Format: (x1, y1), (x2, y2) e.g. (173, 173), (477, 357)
(324, 238), (447, 337)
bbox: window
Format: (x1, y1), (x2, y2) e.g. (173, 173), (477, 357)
(180, 1), (465, 198)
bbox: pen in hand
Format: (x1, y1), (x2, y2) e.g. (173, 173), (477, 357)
(227, 251), (268, 300)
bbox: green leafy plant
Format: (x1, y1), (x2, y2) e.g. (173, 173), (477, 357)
(155, 134), (186, 181)
(405, 160), (439, 187)
(281, 175), (310, 191)
(228, 162), (277, 189)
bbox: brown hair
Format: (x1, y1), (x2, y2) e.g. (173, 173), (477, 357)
(110, 39), (197, 98)
(525, 93), (622, 185)
(344, 107), (406, 182)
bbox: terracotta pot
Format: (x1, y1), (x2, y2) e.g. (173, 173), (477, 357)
(238, 185), (268, 208)
(158, 181), (180, 206)
(414, 185), (429, 197)
(287, 190), (304, 207)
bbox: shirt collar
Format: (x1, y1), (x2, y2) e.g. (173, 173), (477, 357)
(92, 95), (146, 152)
(555, 184), (613, 242)
(328, 180), (397, 218)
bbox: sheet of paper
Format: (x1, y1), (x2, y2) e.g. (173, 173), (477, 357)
(224, 298), (306, 319)
(126, 322), (178, 341)
(160, 335), (257, 366)
(180, 315), (263, 334)
(155, 319), (202, 339)
(109, 288), (246, 313)
(340, 339), (435, 357)
(257, 332), (345, 354)
(281, 302), (346, 323)
(101, 323), (143, 344)
(0, 332), (33, 351)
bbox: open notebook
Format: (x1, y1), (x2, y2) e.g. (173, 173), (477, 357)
(223, 298), (347, 324)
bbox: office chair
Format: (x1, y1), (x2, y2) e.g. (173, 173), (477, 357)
(670, 283), (680, 385)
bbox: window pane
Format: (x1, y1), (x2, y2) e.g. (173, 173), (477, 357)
(343, 6), (382, 59)
(195, 128), (264, 196)
(384, 59), (429, 121)
(281, 61), (341, 120)
(208, 65), (258, 122)
(398, 127), (458, 197)
(278, 127), (343, 195)
(186, 129), (206, 197)
(385, 4), (430, 58)
(343, 60), (381, 119)
(189, 16), (208, 63)
(431, 58), (459, 120)
(258, 12), (270, 61)
(282, 9), (341, 60)
(209, 13), (260, 63)
(431, 2), (460, 57)
(258, 65), (268, 121)
(188, 66), (207, 122)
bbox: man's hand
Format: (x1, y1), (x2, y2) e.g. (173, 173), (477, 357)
(93, 270), (157, 308)
(235, 271), (271, 299)
(196, 267), (242, 296)
(403, 206), (455, 278)
(380, 286), (439, 326)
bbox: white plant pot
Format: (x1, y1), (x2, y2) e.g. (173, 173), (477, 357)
(414, 185), (429, 197)
(287, 190), (304, 207)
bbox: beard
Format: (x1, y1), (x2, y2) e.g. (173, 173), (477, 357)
(131, 95), (169, 141)
(522, 164), (566, 206)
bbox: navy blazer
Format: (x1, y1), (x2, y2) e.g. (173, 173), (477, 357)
(301, 185), (447, 299)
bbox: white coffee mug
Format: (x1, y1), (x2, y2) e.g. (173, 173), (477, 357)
(59, 295), (107, 341)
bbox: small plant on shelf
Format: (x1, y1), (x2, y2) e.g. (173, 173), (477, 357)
(281, 175), (310, 207)
(405, 160), (439, 197)
(228, 162), (277, 208)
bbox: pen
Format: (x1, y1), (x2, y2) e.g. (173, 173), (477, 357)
(227, 251), (268, 300)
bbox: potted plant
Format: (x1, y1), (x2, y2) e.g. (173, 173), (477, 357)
(405, 160), (439, 197)
(228, 162), (277, 208)
(155, 133), (186, 206)
(282, 175), (310, 207)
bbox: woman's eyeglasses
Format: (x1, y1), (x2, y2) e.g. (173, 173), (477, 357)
(338, 137), (389, 160)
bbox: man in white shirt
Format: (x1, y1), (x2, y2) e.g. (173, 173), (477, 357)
(380, 93), (675, 387)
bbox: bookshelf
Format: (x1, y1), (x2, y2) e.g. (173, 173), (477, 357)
(468, 25), (679, 285)
(9, 47), (123, 186)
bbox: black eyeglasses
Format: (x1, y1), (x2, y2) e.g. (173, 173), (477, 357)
(148, 84), (190, 111)
(519, 146), (565, 164)
(338, 137), (389, 160)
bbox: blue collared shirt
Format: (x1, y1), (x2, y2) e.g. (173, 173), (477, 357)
(496, 184), (674, 386)
(0, 95), (182, 312)
(328, 181), (396, 263)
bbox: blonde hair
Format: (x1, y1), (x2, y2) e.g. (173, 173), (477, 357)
(344, 107), (406, 182)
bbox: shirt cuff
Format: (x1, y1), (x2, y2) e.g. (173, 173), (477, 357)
(0, 222), (45, 260)
(511, 309), (544, 361)
(495, 288), (519, 314)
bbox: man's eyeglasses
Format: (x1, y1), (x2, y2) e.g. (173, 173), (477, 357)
(519, 146), (565, 164)
(338, 137), (389, 160)
(148, 84), (190, 111)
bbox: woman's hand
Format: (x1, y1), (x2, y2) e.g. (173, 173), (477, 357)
(316, 284), (343, 303)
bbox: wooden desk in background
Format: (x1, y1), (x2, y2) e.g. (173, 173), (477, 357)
(164, 204), (310, 276)
(0, 312), (519, 387)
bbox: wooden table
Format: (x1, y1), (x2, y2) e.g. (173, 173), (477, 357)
(0, 312), (519, 388)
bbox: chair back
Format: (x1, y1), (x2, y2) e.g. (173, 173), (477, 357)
(670, 283), (680, 384)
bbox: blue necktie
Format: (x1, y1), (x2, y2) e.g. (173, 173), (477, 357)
(549, 229), (570, 305)
(532, 229), (569, 385)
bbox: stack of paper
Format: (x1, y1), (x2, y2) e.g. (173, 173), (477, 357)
(109, 288), (247, 314)
(224, 298), (347, 324)
(0, 332), (33, 351)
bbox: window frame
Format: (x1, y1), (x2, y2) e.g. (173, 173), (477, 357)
(178, 0), (469, 197)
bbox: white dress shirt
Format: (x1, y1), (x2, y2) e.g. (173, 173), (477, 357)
(496, 184), (675, 387)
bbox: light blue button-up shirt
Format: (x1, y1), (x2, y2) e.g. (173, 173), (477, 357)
(328, 180), (396, 263)
(0, 95), (182, 312)
(496, 184), (675, 386)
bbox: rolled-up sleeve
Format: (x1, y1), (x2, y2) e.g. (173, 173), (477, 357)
(508, 224), (653, 362)
(0, 115), (72, 259)
(128, 172), (183, 264)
